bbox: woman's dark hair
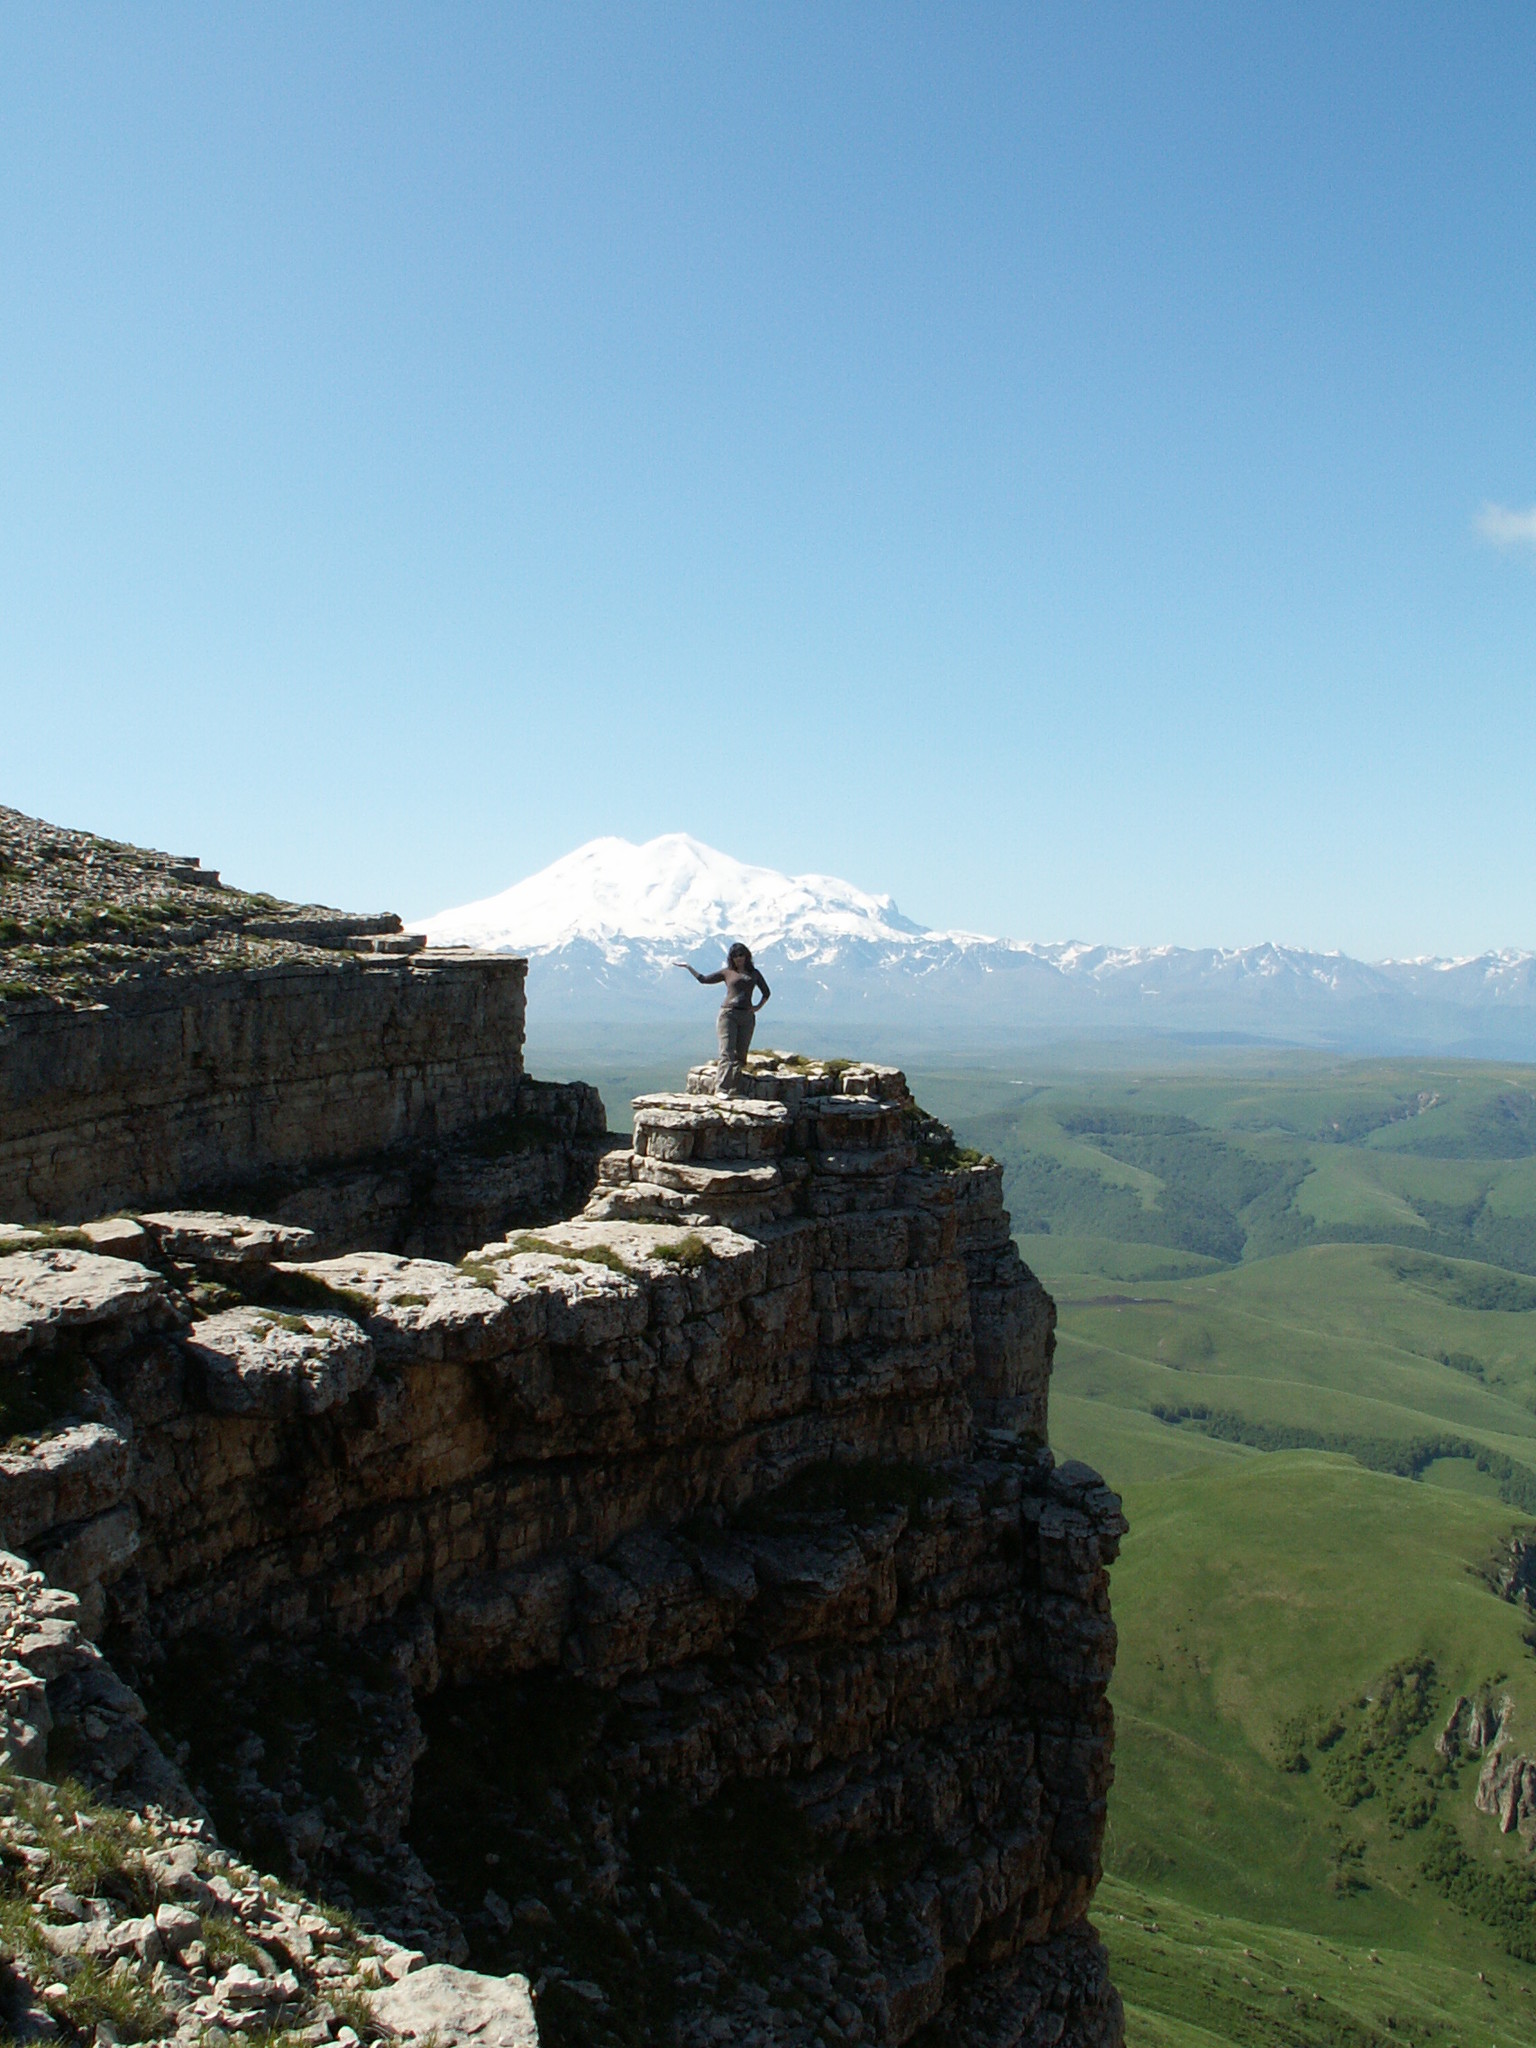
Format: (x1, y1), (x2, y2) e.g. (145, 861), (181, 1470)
(727, 943), (753, 970)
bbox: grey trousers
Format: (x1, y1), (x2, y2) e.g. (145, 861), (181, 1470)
(715, 1005), (755, 1094)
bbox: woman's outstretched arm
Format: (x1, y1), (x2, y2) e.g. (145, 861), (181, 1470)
(673, 962), (726, 984)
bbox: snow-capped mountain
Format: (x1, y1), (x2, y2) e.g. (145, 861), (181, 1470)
(416, 835), (1536, 1054)
(419, 835), (929, 958)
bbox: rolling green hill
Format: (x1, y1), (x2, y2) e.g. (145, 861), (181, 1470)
(918, 1054), (1536, 1274)
(914, 1051), (1536, 2048)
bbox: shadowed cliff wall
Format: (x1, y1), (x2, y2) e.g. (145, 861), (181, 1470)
(0, 810), (1124, 2048)
(0, 951), (534, 1226)
(0, 1058), (1125, 2048)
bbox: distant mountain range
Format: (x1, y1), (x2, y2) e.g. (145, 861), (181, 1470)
(415, 835), (1536, 1056)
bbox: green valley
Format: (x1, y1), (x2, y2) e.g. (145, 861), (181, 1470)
(916, 1051), (1536, 2048)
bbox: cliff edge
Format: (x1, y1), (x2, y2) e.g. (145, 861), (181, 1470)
(0, 813), (1125, 2048)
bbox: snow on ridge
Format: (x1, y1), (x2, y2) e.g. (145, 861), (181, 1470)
(416, 836), (1536, 1002)
(417, 832), (929, 956)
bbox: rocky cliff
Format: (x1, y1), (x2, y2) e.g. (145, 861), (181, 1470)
(0, 815), (1125, 2048)
(0, 804), (609, 1251)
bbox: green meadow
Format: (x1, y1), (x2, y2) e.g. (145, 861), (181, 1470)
(918, 1052), (1536, 2048)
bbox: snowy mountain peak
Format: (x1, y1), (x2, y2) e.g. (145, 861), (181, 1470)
(415, 836), (1536, 1053)
(417, 833), (930, 960)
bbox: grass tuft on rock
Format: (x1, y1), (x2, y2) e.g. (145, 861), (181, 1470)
(3, 1775), (157, 1912)
(257, 1268), (377, 1321)
(649, 1233), (711, 1269)
(202, 1912), (265, 1970)
(56, 1954), (168, 2041)
(507, 1235), (636, 1276)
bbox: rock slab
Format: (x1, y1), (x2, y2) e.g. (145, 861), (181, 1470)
(373, 1962), (538, 2047)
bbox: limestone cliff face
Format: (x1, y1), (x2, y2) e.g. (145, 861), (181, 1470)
(0, 804), (611, 1246)
(0, 816), (1124, 2048)
(0, 1050), (1124, 2048)
(0, 950), (622, 1249)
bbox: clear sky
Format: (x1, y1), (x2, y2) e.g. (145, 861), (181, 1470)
(3, 4), (1534, 957)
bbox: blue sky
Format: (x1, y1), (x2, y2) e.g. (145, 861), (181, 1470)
(3, 4), (1534, 957)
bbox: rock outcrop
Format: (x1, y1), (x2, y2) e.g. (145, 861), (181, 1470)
(0, 816), (1124, 2047)
(0, 806), (612, 1250)
(0, 1060), (1122, 2047)
(1437, 1540), (1536, 1845)
(1439, 1673), (1536, 1844)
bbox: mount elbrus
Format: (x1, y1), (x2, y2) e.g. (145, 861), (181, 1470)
(0, 805), (1126, 2048)
(418, 831), (1536, 1054)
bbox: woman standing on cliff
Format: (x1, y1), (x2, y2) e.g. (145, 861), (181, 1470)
(674, 944), (771, 1095)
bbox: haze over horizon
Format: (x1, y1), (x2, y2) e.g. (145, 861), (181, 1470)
(4, 6), (1536, 961)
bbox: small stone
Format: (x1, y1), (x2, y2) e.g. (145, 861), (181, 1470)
(79, 1219), (152, 1261)
(39, 1885), (85, 1921)
(217, 1963), (267, 2006)
(155, 1903), (202, 1953)
(272, 1924), (315, 1966)
(136, 1213), (317, 1269)
(143, 1845), (214, 1908)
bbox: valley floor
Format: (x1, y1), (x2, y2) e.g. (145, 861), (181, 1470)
(915, 1051), (1536, 2048)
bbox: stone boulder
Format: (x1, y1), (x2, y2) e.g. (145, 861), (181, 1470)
(182, 1306), (374, 1416)
(372, 1962), (538, 2047)
(137, 1210), (318, 1267)
(0, 1247), (166, 1363)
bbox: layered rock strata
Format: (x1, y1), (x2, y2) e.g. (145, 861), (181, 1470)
(0, 948), (550, 1232)
(0, 1059), (1123, 2048)
(0, 809), (613, 1253)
